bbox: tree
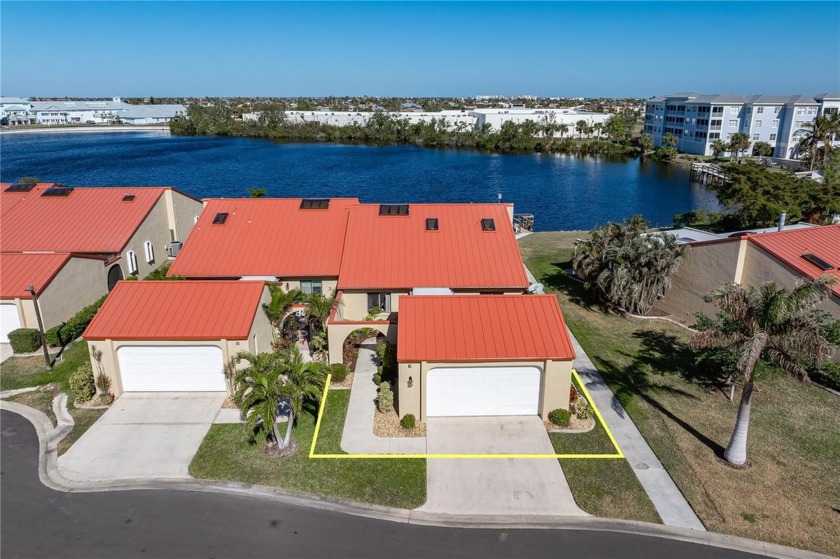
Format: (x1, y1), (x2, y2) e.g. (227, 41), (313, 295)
(263, 285), (305, 336)
(277, 345), (328, 447)
(593, 122), (603, 140)
(798, 115), (833, 170)
(691, 277), (838, 466)
(751, 141), (773, 158)
(234, 351), (286, 449)
(711, 139), (729, 158)
(558, 123), (569, 139)
(572, 215), (685, 314)
(576, 120), (587, 139)
(639, 133), (654, 154)
(305, 292), (336, 344)
(247, 188), (266, 198)
(728, 132), (750, 162)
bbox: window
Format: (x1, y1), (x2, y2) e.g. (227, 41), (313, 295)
(796, 107), (805, 115)
(774, 106), (780, 114)
(729, 120), (738, 127)
(300, 280), (322, 295)
(126, 250), (138, 275)
(425, 218), (439, 231)
(212, 212), (229, 224)
(481, 218), (496, 231)
(367, 292), (391, 313)
(752, 134), (760, 141)
(379, 204), (409, 216)
(143, 241), (154, 264)
(755, 120), (762, 127)
(710, 119), (722, 128)
(770, 133), (777, 141)
(729, 107), (739, 115)
(772, 119), (779, 128)
(709, 132), (720, 139)
(300, 198), (330, 209)
(712, 107), (723, 115)
(756, 107), (764, 114)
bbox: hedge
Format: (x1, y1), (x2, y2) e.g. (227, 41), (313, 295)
(8, 328), (41, 354)
(45, 295), (108, 347)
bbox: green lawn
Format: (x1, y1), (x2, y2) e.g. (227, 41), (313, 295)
(0, 341), (89, 392)
(519, 233), (840, 557)
(190, 389), (426, 509)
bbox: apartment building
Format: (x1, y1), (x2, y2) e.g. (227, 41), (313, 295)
(643, 92), (840, 159)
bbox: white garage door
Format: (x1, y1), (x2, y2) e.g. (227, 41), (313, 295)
(426, 366), (541, 417)
(117, 345), (225, 392)
(1, 303), (22, 343)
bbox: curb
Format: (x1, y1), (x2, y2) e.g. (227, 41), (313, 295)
(0, 402), (830, 559)
(0, 386), (40, 399)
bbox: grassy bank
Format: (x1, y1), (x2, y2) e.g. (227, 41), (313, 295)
(0, 341), (89, 392)
(519, 232), (840, 557)
(190, 389), (426, 509)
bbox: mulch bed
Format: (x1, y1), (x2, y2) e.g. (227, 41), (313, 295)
(545, 414), (595, 433)
(329, 372), (354, 390)
(373, 407), (426, 438)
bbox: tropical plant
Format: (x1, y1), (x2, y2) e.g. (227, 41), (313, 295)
(573, 215), (685, 314)
(276, 345), (328, 447)
(691, 277), (838, 466)
(639, 133), (654, 153)
(711, 139), (729, 158)
(751, 141), (773, 158)
(222, 358), (238, 397)
(305, 292), (335, 335)
(575, 120), (587, 138)
(234, 351), (287, 449)
(728, 132), (751, 162)
(247, 187), (266, 198)
(263, 285), (305, 335)
(95, 371), (112, 397)
(798, 115), (834, 170)
(365, 305), (383, 321)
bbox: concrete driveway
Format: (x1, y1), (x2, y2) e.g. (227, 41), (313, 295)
(59, 392), (225, 481)
(418, 416), (586, 516)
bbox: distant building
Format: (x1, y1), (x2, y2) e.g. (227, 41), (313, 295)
(400, 102), (424, 112)
(118, 104), (187, 125)
(643, 92), (840, 159)
(469, 107), (611, 135)
(1, 97), (186, 126)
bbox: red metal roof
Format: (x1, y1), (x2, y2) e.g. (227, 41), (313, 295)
(748, 225), (840, 296)
(338, 204), (529, 289)
(83, 280), (266, 340)
(167, 198), (359, 278)
(0, 186), (167, 253)
(397, 295), (576, 362)
(0, 252), (73, 298)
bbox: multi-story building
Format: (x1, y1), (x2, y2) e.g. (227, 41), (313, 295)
(643, 92), (840, 159)
(0, 97), (186, 126)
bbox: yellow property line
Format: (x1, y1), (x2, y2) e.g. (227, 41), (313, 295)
(309, 369), (624, 459)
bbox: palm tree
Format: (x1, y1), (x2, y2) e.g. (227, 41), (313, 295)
(593, 122), (603, 140)
(798, 115), (833, 170)
(234, 351), (286, 448)
(711, 139), (729, 159)
(691, 277), (837, 466)
(263, 285), (304, 335)
(305, 292), (335, 333)
(558, 123), (569, 139)
(575, 120), (587, 139)
(277, 345), (328, 447)
(729, 132), (750, 162)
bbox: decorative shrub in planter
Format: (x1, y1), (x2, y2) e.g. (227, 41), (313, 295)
(69, 362), (96, 403)
(574, 397), (593, 420)
(400, 414), (416, 429)
(569, 385), (579, 406)
(548, 408), (572, 427)
(377, 382), (394, 413)
(8, 328), (41, 354)
(330, 363), (349, 383)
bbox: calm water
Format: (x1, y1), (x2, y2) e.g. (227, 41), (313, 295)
(0, 131), (719, 231)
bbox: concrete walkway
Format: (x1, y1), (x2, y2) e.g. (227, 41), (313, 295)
(571, 332), (705, 530)
(340, 342), (426, 454)
(1, 343), (13, 363)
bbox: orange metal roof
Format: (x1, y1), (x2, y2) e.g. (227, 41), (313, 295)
(167, 198), (359, 278)
(338, 204), (529, 289)
(83, 280), (266, 340)
(748, 225), (840, 296)
(397, 295), (576, 362)
(0, 252), (72, 298)
(0, 185), (167, 253)
(0, 183), (54, 216)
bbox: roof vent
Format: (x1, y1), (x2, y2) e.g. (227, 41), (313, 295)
(212, 212), (229, 225)
(379, 204), (409, 216)
(4, 182), (37, 193)
(481, 218), (496, 231)
(41, 186), (74, 197)
(801, 253), (835, 271)
(425, 218), (439, 231)
(300, 198), (330, 210)
(122, 194), (136, 202)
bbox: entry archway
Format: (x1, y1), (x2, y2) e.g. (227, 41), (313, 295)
(107, 265), (124, 291)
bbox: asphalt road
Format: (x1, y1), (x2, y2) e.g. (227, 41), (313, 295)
(1, 410), (767, 559)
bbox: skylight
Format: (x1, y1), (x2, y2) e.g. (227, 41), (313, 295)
(425, 218), (439, 231)
(801, 253), (835, 271)
(379, 204), (409, 216)
(212, 212), (229, 225)
(122, 194), (136, 202)
(4, 183), (36, 193)
(300, 198), (330, 210)
(481, 218), (496, 231)
(41, 186), (74, 197)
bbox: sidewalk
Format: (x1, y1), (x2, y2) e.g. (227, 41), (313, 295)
(340, 341), (426, 454)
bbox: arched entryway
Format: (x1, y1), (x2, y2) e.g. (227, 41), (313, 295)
(341, 327), (386, 370)
(107, 265), (124, 291)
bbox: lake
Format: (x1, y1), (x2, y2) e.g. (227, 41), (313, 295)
(0, 131), (719, 231)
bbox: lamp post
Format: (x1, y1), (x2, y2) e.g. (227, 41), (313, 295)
(25, 284), (51, 369)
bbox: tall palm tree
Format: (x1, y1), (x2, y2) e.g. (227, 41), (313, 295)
(558, 123), (569, 139)
(729, 132), (750, 162)
(305, 292), (335, 334)
(691, 277), (837, 466)
(234, 351), (286, 448)
(263, 285), (304, 335)
(593, 122), (603, 140)
(711, 139), (729, 159)
(277, 345), (328, 447)
(575, 120), (587, 139)
(798, 115), (833, 170)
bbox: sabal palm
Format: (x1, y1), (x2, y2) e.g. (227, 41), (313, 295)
(277, 345), (328, 446)
(234, 351), (286, 447)
(691, 277), (836, 465)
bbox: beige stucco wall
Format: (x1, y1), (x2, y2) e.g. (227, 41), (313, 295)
(326, 321), (395, 365)
(37, 257), (109, 329)
(281, 279), (338, 297)
(398, 359), (572, 421)
(244, 288), (274, 355)
(656, 240), (742, 322)
(165, 189), (203, 243)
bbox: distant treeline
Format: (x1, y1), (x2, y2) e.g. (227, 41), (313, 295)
(169, 102), (643, 155)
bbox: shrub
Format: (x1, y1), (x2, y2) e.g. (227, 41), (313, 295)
(69, 362), (96, 403)
(400, 414), (416, 429)
(372, 373), (382, 385)
(574, 397), (593, 420)
(8, 328), (41, 354)
(377, 341), (397, 381)
(364, 306), (382, 321)
(45, 295), (108, 347)
(329, 363), (349, 383)
(548, 408), (572, 427)
(377, 382), (393, 413)
(95, 372), (112, 396)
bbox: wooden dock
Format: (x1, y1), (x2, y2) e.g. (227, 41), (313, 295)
(690, 162), (731, 184)
(513, 213), (535, 233)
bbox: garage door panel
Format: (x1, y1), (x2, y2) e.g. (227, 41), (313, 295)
(426, 367), (540, 417)
(117, 346), (225, 392)
(1, 304), (22, 343)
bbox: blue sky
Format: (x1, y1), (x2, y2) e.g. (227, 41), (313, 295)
(2, 1), (838, 98)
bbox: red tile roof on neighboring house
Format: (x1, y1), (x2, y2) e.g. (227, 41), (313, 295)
(0, 185), (170, 253)
(338, 204), (529, 290)
(83, 280), (266, 340)
(0, 252), (73, 298)
(748, 225), (840, 296)
(397, 295), (576, 362)
(167, 198), (359, 278)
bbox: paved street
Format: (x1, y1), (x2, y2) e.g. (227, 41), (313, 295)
(0, 410), (769, 559)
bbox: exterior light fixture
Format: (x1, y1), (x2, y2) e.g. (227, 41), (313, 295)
(407, 376), (413, 388)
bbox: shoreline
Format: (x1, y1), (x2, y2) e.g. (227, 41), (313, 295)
(0, 126), (170, 135)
